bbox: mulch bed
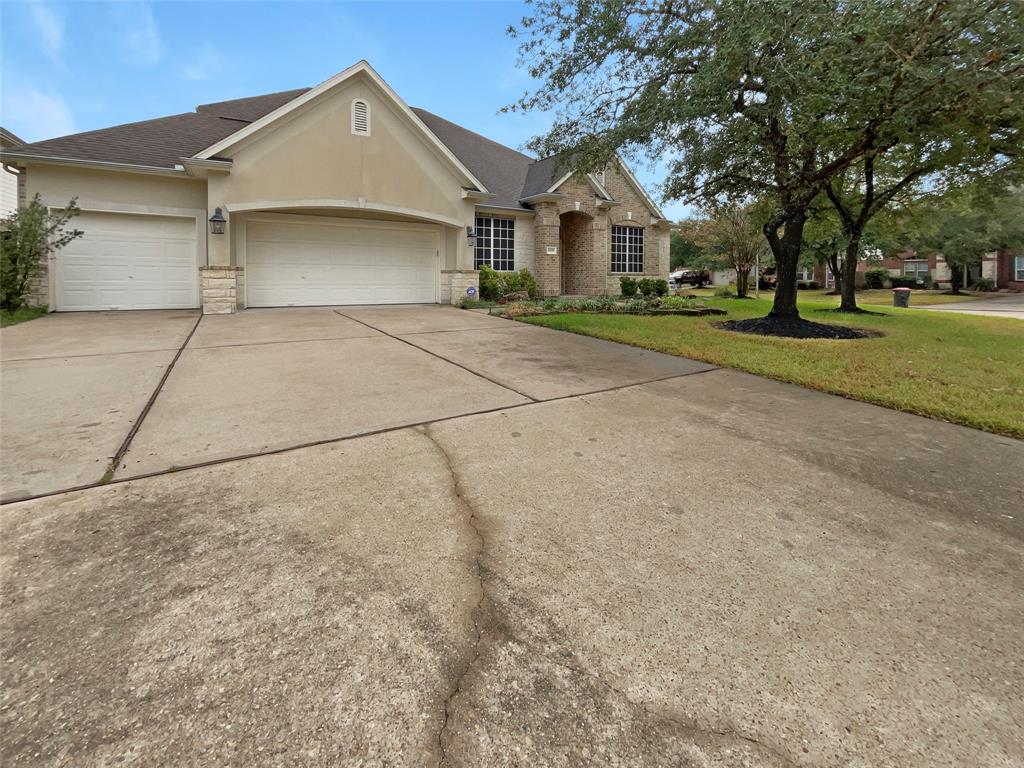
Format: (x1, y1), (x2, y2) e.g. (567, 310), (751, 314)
(717, 316), (881, 339)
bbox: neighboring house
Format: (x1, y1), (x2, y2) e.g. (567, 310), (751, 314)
(0, 61), (670, 313)
(0, 127), (24, 217)
(812, 249), (1024, 291)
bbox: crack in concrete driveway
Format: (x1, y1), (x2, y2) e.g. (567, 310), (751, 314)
(417, 425), (489, 768)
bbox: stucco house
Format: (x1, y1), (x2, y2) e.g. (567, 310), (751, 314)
(0, 61), (670, 314)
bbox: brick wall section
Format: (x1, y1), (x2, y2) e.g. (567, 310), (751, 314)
(533, 165), (669, 296)
(200, 265), (242, 314)
(560, 211), (597, 295)
(532, 201), (562, 296)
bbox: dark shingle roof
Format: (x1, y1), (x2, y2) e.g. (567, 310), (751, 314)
(6, 112), (246, 168)
(411, 108), (536, 209)
(5, 87), (574, 209)
(0, 127), (24, 148)
(196, 88), (311, 122)
(521, 156), (560, 198)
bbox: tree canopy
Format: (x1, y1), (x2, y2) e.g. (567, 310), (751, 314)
(692, 204), (767, 298)
(509, 0), (1024, 326)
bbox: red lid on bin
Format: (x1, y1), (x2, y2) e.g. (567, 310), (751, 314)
(893, 287), (912, 292)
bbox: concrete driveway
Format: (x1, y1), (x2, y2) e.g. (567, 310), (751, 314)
(1, 306), (710, 499)
(0, 311), (200, 501)
(916, 292), (1024, 319)
(2, 306), (1022, 767)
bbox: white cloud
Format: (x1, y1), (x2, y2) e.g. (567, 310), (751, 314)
(0, 85), (76, 142)
(112, 2), (163, 66)
(29, 1), (64, 61)
(183, 42), (222, 81)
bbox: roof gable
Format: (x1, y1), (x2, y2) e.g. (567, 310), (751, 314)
(194, 61), (487, 193)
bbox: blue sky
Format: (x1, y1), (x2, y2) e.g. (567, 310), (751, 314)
(0, 1), (690, 219)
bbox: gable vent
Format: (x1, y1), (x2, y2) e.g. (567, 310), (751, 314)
(351, 99), (370, 136)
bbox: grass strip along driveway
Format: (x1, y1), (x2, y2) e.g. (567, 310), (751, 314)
(523, 297), (1024, 438)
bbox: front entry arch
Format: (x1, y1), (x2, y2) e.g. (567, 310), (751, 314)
(559, 210), (594, 295)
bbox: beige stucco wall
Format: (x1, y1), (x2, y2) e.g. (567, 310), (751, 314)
(24, 164), (207, 214)
(208, 71), (476, 270)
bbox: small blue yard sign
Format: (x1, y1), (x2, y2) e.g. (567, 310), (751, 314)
(466, 286), (477, 297)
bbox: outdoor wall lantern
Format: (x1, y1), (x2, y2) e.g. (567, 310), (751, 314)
(208, 207), (227, 235)
(466, 225), (476, 247)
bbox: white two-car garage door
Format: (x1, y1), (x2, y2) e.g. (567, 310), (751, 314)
(55, 211), (199, 311)
(245, 216), (439, 307)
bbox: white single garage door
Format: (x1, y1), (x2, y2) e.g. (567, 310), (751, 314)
(55, 211), (199, 311)
(245, 216), (439, 307)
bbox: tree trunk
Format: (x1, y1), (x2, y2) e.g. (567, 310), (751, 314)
(766, 212), (807, 319)
(827, 251), (842, 295)
(736, 267), (750, 298)
(839, 235), (861, 312)
(949, 264), (963, 294)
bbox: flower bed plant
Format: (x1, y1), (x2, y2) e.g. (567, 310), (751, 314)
(486, 293), (726, 318)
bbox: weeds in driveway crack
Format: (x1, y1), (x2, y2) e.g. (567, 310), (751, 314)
(418, 424), (489, 768)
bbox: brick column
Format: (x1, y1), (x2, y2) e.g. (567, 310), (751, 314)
(200, 265), (243, 314)
(533, 202), (561, 296)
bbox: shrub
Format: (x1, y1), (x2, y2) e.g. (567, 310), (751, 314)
(714, 284), (736, 298)
(661, 295), (696, 309)
(652, 278), (669, 296)
(637, 277), (656, 296)
(797, 281), (810, 290)
(478, 264), (501, 300)
(502, 268), (539, 297)
(1, 194), (83, 310)
(971, 277), (995, 292)
(864, 267), (890, 289)
(622, 297), (649, 313)
(478, 265), (539, 300)
(808, 280), (820, 290)
(889, 275), (919, 289)
(619, 276), (638, 297)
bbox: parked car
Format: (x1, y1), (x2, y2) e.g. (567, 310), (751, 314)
(669, 267), (710, 288)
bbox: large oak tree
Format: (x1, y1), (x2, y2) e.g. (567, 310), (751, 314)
(508, 0), (1024, 324)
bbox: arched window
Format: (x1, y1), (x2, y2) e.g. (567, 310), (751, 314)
(351, 99), (370, 136)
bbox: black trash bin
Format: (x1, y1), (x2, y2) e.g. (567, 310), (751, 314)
(893, 287), (911, 308)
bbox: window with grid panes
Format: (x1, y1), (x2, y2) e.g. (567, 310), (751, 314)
(611, 225), (644, 273)
(474, 216), (515, 271)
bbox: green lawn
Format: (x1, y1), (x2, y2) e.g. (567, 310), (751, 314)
(523, 298), (1024, 438)
(0, 307), (47, 327)
(686, 287), (984, 306)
